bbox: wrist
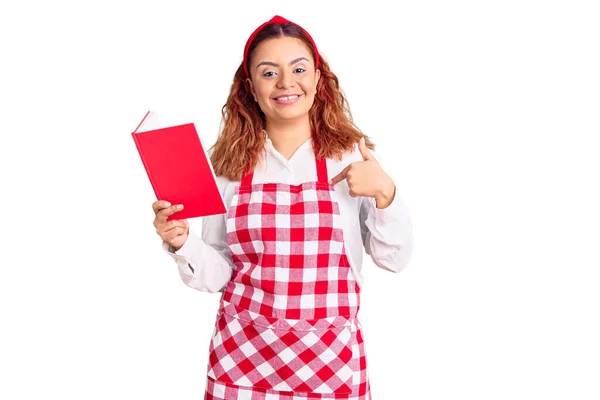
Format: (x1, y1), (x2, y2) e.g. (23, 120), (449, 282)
(375, 181), (396, 209)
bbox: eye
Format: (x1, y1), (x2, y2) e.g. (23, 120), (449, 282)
(294, 68), (306, 73)
(263, 71), (277, 77)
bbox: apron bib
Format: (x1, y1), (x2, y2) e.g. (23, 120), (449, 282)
(206, 145), (365, 395)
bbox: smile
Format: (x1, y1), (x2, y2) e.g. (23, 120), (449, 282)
(273, 94), (302, 104)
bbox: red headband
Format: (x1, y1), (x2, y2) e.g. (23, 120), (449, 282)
(243, 15), (320, 78)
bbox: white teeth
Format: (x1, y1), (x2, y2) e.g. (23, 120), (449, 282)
(276, 95), (299, 101)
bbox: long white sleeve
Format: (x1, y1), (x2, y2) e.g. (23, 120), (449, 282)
(360, 191), (414, 273)
(358, 147), (414, 273)
(162, 211), (233, 293)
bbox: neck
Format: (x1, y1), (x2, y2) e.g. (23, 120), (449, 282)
(265, 117), (312, 160)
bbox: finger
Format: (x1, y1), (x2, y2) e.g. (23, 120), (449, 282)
(358, 137), (375, 161)
(158, 219), (188, 233)
(328, 165), (349, 186)
(158, 204), (184, 222)
(170, 219), (189, 231)
(163, 226), (187, 244)
(152, 200), (172, 215)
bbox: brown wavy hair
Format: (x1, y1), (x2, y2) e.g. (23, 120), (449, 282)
(209, 22), (375, 181)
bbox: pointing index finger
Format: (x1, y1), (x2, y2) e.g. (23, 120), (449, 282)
(328, 166), (349, 186)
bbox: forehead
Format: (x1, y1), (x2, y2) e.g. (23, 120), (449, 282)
(251, 36), (313, 63)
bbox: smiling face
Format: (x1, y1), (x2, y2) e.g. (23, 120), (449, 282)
(247, 36), (321, 124)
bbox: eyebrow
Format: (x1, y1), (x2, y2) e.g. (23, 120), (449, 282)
(256, 57), (310, 70)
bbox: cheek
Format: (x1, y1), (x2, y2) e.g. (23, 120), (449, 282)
(252, 82), (271, 101)
(257, 87), (271, 101)
(301, 77), (317, 95)
(301, 80), (317, 102)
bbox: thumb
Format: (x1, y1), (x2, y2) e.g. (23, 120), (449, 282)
(359, 137), (374, 161)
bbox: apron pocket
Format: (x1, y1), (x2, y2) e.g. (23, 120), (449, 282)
(207, 307), (357, 394)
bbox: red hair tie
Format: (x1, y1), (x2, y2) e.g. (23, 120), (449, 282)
(243, 15), (320, 78)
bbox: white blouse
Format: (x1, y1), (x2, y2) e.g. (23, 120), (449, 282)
(162, 134), (414, 293)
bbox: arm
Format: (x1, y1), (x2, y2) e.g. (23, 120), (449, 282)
(358, 150), (414, 273)
(162, 170), (234, 293)
(360, 192), (414, 273)
(162, 212), (233, 293)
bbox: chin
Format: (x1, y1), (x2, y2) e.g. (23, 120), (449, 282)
(267, 108), (307, 122)
(280, 112), (308, 121)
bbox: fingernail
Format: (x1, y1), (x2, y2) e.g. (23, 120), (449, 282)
(164, 201), (171, 206)
(177, 204), (183, 209)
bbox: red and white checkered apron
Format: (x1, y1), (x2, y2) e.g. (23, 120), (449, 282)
(205, 147), (371, 399)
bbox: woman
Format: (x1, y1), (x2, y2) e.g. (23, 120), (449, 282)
(152, 15), (414, 399)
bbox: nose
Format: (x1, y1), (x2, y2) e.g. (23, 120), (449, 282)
(276, 70), (295, 89)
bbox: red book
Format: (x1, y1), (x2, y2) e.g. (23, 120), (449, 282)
(131, 111), (226, 221)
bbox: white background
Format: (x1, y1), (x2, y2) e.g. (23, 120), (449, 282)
(1, 0), (599, 398)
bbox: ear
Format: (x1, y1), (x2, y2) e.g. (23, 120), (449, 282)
(315, 69), (321, 89)
(246, 78), (258, 102)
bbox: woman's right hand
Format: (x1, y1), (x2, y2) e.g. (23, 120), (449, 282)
(152, 200), (189, 251)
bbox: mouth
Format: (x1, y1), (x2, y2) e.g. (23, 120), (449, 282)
(273, 94), (302, 104)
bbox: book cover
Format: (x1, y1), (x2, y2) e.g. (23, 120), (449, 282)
(132, 111), (226, 221)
